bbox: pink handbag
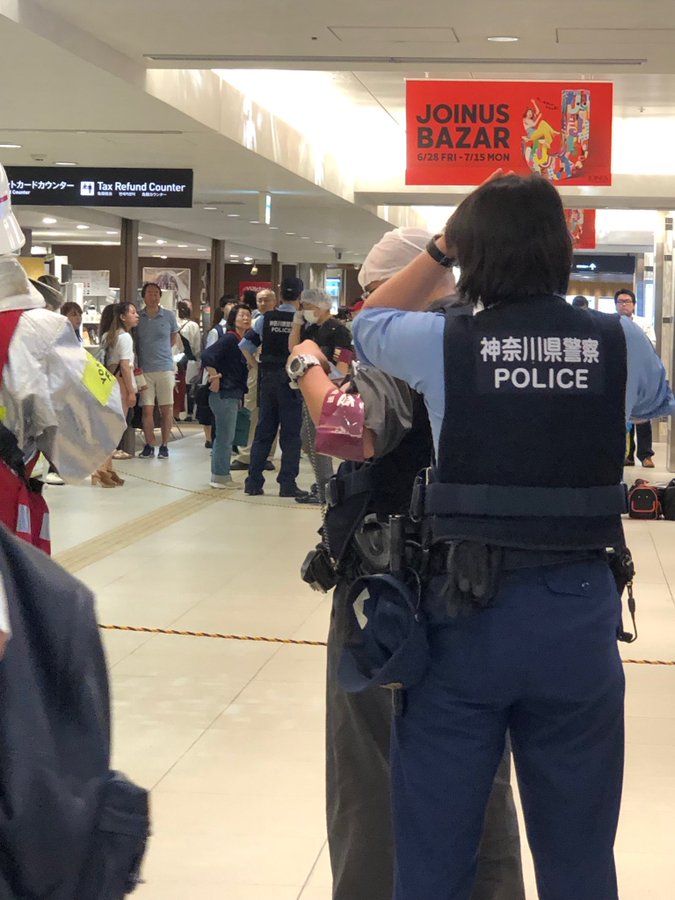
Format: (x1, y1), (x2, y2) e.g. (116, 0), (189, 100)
(315, 389), (366, 461)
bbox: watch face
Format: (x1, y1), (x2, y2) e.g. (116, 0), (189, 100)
(290, 356), (303, 376)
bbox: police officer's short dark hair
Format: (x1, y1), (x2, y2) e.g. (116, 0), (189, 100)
(445, 175), (572, 307)
(614, 288), (635, 303)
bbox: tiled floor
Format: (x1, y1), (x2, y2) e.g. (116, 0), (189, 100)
(46, 430), (675, 898)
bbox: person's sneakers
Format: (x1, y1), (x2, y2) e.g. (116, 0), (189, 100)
(158, 445), (169, 459)
(139, 444), (155, 458)
(279, 485), (310, 499)
(642, 458), (655, 468)
(204, 441), (213, 449)
(624, 457), (635, 467)
(295, 492), (321, 505)
(264, 461), (276, 471)
(210, 477), (237, 489)
(112, 450), (133, 460)
(44, 471), (65, 485)
(230, 460), (249, 471)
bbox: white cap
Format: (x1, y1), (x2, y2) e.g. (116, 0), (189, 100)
(0, 164), (25, 256)
(301, 288), (332, 309)
(358, 227), (433, 289)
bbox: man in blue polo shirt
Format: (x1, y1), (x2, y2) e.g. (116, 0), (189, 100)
(135, 282), (179, 459)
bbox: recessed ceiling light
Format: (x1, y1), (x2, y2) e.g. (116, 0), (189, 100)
(300, 236), (310, 240)
(55, 161), (78, 166)
(487, 35), (519, 42)
(285, 232), (296, 236)
(105, 230), (117, 235)
(314, 240), (324, 244)
(138, 235), (144, 241)
(76, 224), (90, 230)
(197, 247), (207, 252)
(177, 243), (188, 248)
(229, 254), (240, 258)
(99, 241), (115, 246)
(227, 213), (240, 218)
(250, 220), (260, 224)
(203, 206), (218, 210)
(42, 216), (58, 225)
(156, 239), (167, 245)
(269, 226), (279, 230)
(244, 256), (253, 262)
(0, 142), (21, 149)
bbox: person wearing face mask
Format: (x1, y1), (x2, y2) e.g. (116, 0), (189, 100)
(289, 288), (354, 505)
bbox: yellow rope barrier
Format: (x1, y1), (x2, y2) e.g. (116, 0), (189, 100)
(98, 624), (675, 664)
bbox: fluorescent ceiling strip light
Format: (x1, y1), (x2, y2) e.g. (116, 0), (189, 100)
(146, 53), (647, 66)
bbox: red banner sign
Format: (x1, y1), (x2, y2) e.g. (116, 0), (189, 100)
(239, 281), (272, 298)
(406, 80), (613, 187)
(565, 209), (596, 249)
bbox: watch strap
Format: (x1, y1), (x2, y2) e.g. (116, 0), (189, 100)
(426, 235), (455, 268)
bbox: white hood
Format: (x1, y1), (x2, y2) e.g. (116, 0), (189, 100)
(0, 256), (45, 311)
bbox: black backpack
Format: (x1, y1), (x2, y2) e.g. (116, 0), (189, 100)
(627, 480), (662, 520)
(661, 479), (675, 521)
(179, 326), (196, 362)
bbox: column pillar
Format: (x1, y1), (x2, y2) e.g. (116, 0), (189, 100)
(120, 218), (139, 303)
(297, 263), (327, 290)
(270, 251), (280, 294)
(210, 239), (225, 309)
(655, 212), (675, 471)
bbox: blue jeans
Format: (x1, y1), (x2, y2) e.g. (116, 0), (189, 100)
(208, 393), (240, 481)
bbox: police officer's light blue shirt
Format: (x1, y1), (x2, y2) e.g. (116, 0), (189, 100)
(353, 307), (675, 453)
(238, 303), (296, 355)
(136, 306), (179, 372)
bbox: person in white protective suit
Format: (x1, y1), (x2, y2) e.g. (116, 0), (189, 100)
(0, 163), (126, 553)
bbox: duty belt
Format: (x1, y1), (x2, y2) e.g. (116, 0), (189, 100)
(326, 468), (395, 508)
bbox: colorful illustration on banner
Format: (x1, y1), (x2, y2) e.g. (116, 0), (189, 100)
(521, 91), (590, 181)
(406, 80), (612, 187)
(564, 209), (596, 250)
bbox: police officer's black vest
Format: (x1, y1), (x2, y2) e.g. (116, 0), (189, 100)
(323, 390), (433, 565)
(260, 309), (294, 370)
(426, 295), (627, 550)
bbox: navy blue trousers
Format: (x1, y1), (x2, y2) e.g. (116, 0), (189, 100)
(391, 561), (625, 900)
(246, 368), (302, 491)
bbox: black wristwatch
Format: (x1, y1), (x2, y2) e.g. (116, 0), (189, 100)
(426, 234), (456, 268)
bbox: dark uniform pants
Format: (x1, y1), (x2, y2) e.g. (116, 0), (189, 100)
(391, 562), (625, 900)
(246, 368), (302, 491)
(326, 579), (526, 900)
(626, 421), (654, 462)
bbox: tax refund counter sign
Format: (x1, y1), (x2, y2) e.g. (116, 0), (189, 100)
(406, 81), (613, 187)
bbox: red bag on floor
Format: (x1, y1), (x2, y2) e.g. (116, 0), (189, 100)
(627, 479), (662, 520)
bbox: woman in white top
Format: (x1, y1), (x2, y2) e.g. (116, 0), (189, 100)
(98, 302), (140, 486)
(176, 300), (202, 421)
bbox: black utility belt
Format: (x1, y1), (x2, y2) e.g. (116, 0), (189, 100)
(426, 542), (606, 575)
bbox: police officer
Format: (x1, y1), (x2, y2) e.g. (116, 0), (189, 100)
(352, 175), (675, 900)
(288, 227), (525, 900)
(239, 276), (307, 497)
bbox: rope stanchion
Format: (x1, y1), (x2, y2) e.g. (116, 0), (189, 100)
(98, 623), (675, 663)
(99, 622), (327, 647)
